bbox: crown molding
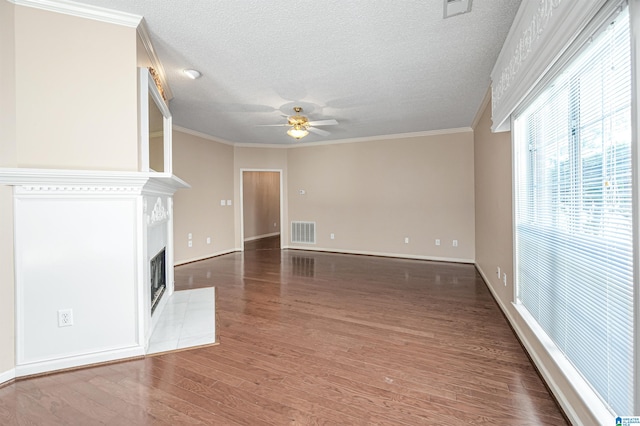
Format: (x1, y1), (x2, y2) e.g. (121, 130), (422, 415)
(173, 126), (236, 146)
(137, 19), (173, 101)
(174, 125), (473, 149)
(9, 0), (142, 27)
(471, 86), (491, 130)
(284, 127), (474, 149)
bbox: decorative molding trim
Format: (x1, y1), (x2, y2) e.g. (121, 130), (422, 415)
(15, 185), (142, 196)
(490, 0), (610, 132)
(173, 126), (236, 146)
(10, 0), (141, 27)
(0, 169), (189, 196)
(147, 197), (169, 225)
(471, 86), (492, 130)
(492, 0), (563, 116)
(0, 168), (148, 186)
(174, 125), (473, 148)
(148, 67), (167, 103)
(142, 174), (190, 196)
(283, 246), (474, 264)
(138, 20), (173, 101)
(248, 127), (475, 149)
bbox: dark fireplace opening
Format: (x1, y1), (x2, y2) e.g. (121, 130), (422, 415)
(150, 248), (166, 315)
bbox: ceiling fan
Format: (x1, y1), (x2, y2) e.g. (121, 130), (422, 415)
(258, 106), (338, 140)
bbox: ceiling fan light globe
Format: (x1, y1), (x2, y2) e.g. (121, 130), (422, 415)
(287, 127), (309, 139)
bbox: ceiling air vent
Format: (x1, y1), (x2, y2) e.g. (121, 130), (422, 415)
(444, 0), (472, 18)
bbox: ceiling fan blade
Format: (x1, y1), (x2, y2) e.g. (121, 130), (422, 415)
(255, 123), (289, 127)
(308, 127), (331, 136)
(307, 119), (338, 126)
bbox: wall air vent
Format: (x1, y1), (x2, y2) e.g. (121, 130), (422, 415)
(444, 0), (472, 18)
(291, 221), (316, 244)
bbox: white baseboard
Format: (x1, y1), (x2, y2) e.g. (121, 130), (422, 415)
(0, 368), (15, 385)
(174, 249), (239, 266)
(244, 232), (280, 242)
(283, 245), (474, 264)
(15, 346), (145, 378)
(475, 264), (613, 426)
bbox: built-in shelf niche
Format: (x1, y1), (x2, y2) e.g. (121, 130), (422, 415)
(139, 68), (172, 174)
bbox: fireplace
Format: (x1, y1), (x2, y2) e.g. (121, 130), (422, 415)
(150, 248), (166, 315)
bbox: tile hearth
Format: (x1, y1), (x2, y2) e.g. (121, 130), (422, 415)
(147, 287), (216, 354)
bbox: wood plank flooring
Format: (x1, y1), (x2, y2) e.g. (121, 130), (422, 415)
(0, 248), (568, 425)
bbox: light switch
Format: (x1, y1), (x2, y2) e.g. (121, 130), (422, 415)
(220, 200), (226, 206)
(227, 200), (232, 206)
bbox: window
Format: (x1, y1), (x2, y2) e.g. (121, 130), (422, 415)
(513, 6), (633, 416)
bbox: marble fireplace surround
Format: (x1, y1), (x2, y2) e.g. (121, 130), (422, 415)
(0, 168), (189, 377)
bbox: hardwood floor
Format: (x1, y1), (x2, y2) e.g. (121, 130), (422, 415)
(0, 249), (568, 425)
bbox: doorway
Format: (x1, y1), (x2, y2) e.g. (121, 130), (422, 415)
(241, 170), (282, 251)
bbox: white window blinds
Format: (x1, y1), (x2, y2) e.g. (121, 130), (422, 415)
(513, 5), (633, 416)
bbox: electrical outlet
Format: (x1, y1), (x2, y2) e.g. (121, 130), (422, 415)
(404, 237), (409, 244)
(227, 200), (232, 206)
(330, 233), (335, 240)
(188, 233), (192, 240)
(497, 266), (501, 278)
(452, 239), (458, 247)
(206, 237), (211, 244)
(273, 222), (277, 227)
(188, 241), (193, 248)
(503, 272), (507, 286)
(58, 309), (73, 327)
(435, 239), (440, 246)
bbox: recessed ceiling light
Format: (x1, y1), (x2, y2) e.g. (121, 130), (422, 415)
(183, 69), (202, 79)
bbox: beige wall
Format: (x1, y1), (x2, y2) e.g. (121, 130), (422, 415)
(0, 0), (16, 375)
(173, 130), (235, 264)
(473, 99), (595, 424)
(234, 147), (288, 248)
(473, 101), (513, 301)
(14, 6), (138, 171)
(287, 133), (475, 261)
(242, 171), (281, 240)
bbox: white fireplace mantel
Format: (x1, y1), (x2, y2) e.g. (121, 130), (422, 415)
(0, 167), (189, 377)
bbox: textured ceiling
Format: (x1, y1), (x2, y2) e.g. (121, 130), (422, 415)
(72, 0), (521, 145)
